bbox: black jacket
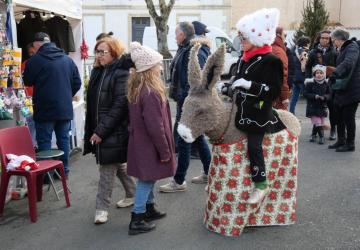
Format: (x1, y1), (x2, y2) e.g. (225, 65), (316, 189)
(331, 40), (360, 106)
(286, 47), (295, 87)
(305, 44), (337, 78)
(83, 55), (133, 165)
(16, 11), (49, 60)
(23, 43), (81, 122)
(233, 53), (286, 133)
(304, 79), (330, 117)
(169, 37), (211, 102)
(292, 46), (307, 84)
(45, 16), (76, 53)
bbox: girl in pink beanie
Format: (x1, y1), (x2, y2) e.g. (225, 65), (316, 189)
(126, 42), (176, 235)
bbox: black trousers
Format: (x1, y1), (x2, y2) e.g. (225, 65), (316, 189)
(247, 132), (266, 183)
(334, 102), (359, 144)
(327, 99), (336, 131)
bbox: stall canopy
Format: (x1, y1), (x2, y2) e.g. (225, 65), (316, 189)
(13, 0), (82, 20)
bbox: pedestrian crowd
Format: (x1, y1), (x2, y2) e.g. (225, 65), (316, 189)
(20, 7), (360, 237)
(287, 28), (360, 151)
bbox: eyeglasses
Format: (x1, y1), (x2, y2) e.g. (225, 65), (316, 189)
(95, 50), (110, 56)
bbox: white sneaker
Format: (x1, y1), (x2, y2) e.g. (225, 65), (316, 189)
(159, 179), (187, 193)
(191, 172), (208, 184)
(116, 197), (134, 208)
(94, 210), (108, 224)
(247, 188), (269, 204)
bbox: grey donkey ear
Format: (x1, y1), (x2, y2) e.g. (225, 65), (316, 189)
(201, 43), (225, 90)
(188, 42), (202, 87)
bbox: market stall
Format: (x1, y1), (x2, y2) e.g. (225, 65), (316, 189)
(3, 0), (85, 145)
(0, 0), (84, 203)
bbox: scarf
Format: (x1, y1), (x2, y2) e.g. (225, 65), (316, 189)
(317, 44), (329, 55)
(242, 45), (272, 62)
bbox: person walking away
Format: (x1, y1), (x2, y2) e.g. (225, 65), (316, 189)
(160, 21), (212, 192)
(127, 42), (176, 235)
(83, 37), (136, 224)
(289, 36), (311, 114)
(304, 65), (331, 144)
(285, 42), (295, 91)
(23, 32), (81, 178)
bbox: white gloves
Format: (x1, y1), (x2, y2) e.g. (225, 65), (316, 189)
(231, 78), (252, 90)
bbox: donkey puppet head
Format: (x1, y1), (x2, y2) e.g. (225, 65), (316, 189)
(177, 43), (226, 143)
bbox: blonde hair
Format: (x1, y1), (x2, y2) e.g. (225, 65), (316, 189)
(93, 37), (125, 68)
(127, 67), (166, 104)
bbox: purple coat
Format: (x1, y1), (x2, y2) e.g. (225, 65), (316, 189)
(127, 87), (176, 181)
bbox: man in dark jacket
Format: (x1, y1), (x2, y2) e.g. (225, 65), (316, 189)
(305, 30), (338, 140)
(285, 42), (295, 90)
(159, 21), (212, 192)
(23, 32), (82, 176)
(289, 36), (311, 114)
(328, 28), (360, 152)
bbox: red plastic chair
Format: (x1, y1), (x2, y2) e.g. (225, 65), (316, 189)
(0, 126), (70, 222)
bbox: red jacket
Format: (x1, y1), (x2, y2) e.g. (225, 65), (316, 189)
(272, 36), (290, 110)
(21, 60), (33, 96)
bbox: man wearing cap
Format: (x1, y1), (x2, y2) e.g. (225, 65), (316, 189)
(23, 32), (82, 178)
(192, 21), (210, 37)
(159, 21), (212, 192)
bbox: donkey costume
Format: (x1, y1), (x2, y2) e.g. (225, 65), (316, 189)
(177, 34), (301, 238)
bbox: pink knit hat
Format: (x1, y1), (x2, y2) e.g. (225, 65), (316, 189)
(130, 42), (163, 72)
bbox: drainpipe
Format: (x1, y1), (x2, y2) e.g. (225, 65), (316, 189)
(338, 0), (342, 24)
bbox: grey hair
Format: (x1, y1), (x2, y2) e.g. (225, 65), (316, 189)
(331, 28), (350, 41)
(178, 22), (195, 40)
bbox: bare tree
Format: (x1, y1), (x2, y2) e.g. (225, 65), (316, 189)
(144, 0), (175, 59)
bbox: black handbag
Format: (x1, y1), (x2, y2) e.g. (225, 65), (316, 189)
(331, 63), (355, 90)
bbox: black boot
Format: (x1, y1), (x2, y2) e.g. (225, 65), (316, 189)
(318, 127), (325, 145)
(128, 212), (156, 235)
(336, 141), (355, 152)
(145, 203), (166, 221)
(309, 125), (317, 142)
(328, 138), (346, 149)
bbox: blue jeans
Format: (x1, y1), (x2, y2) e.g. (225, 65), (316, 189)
(132, 180), (155, 214)
(174, 135), (211, 184)
(35, 120), (71, 176)
(26, 115), (36, 147)
(289, 82), (305, 114)
(173, 99), (211, 184)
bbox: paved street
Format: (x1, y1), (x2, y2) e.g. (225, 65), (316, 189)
(1, 99), (360, 250)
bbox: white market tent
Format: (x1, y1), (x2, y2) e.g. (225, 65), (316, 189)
(13, 0), (82, 19)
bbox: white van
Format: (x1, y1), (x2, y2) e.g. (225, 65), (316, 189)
(142, 26), (240, 76)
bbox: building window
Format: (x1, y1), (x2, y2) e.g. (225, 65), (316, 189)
(131, 17), (151, 43)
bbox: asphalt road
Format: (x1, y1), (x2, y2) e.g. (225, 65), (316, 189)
(0, 99), (360, 250)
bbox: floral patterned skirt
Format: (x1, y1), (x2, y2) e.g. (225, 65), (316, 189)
(204, 129), (298, 237)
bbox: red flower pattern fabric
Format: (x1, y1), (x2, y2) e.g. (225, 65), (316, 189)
(204, 129), (298, 237)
